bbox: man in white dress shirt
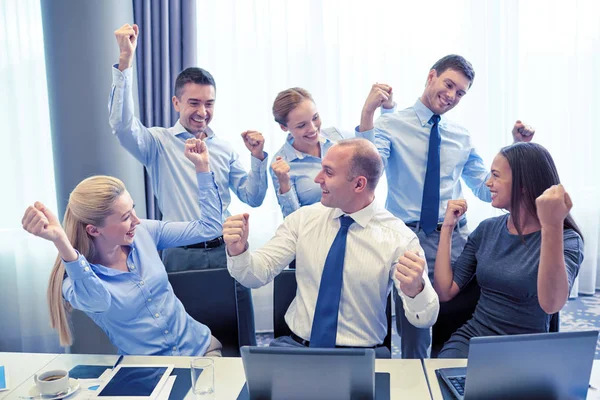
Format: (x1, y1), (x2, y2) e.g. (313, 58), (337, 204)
(224, 138), (440, 358)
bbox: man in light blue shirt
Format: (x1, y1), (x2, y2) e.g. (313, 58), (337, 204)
(108, 24), (268, 346)
(358, 54), (534, 358)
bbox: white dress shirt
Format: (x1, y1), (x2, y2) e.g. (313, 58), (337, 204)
(227, 200), (440, 347)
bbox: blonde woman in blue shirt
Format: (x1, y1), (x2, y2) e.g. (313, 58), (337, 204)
(270, 86), (396, 218)
(21, 138), (224, 356)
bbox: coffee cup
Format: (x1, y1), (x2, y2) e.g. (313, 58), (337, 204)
(33, 369), (70, 395)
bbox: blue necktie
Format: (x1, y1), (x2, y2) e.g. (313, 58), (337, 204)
(420, 114), (441, 234)
(309, 215), (354, 348)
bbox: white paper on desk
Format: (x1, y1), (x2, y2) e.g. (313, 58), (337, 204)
(155, 376), (176, 400)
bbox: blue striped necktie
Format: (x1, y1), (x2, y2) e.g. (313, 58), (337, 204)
(420, 114), (441, 234)
(309, 215), (354, 348)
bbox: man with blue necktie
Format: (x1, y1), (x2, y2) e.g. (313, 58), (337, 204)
(224, 138), (440, 359)
(357, 55), (535, 359)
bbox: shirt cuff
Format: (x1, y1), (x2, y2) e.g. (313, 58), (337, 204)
(380, 103), (396, 113)
(251, 152), (269, 171)
(401, 280), (438, 312)
(63, 252), (95, 281)
(355, 127), (375, 142)
(226, 245), (251, 273)
(112, 64), (133, 87)
(196, 171), (217, 188)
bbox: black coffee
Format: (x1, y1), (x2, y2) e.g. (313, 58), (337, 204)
(42, 375), (65, 381)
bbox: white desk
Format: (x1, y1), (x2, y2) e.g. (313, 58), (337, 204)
(425, 358), (600, 400)
(0, 352), (59, 399)
(6, 353), (431, 399)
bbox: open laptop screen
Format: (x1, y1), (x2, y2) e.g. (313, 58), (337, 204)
(240, 346), (375, 400)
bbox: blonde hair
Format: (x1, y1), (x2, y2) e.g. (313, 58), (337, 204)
(272, 87), (314, 126)
(48, 175), (126, 346)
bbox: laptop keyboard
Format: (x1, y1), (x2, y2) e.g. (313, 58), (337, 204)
(448, 376), (466, 396)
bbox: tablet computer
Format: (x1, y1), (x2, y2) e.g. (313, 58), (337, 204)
(94, 364), (174, 399)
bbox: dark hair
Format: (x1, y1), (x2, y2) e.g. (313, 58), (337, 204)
(174, 67), (216, 98)
(499, 142), (583, 241)
(430, 55), (475, 88)
(336, 139), (383, 191)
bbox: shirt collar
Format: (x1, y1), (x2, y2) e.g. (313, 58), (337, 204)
(330, 198), (380, 228)
(88, 245), (137, 276)
(413, 98), (445, 128)
(171, 120), (215, 140)
(281, 133), (328, 161)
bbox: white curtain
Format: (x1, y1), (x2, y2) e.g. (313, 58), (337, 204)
(197, 0), (600, 330)
(0, 0), (61, 352)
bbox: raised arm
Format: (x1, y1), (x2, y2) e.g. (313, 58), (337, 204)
(109, 23), (158, 166)
(224, 213), (297, 288)
(270, 156), (301, 217)
(226, 131), (269, 207)
(434, 200), (468, 301)
(145, 138), (223, 249)
(393, 244), (440, 328)
(21, 203), (111, 313)
(359, 83), (395, 133)
(536, 184), (572, 314)
(354, 84), (394, 167)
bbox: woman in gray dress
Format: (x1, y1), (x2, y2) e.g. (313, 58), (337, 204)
(433, 142), (584, 358)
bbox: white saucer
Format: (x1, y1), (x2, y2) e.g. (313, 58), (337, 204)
(28, 378), (80, 399)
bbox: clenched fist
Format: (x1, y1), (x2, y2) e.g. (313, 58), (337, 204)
(512, 120), (535, 143)
(362, 83), (394, 114)
(395, 251), (426, 298)
(22, 202), (65, 243)
(114, 23), (139, 71)
(536, 184), (572, 229)
(271, 156), (291, 193)
(241, 131), (265, 160)
(442, 199), (468, 229)
(184, 138), (210, 172)
(223, 213), (250, 256)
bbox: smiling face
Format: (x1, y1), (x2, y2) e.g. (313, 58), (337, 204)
(420, 68), (470, 115)
(486, 153), (513, 210)
(87, 191), (140, 247)
(313, 145), (358, 211)
(172, 83), (215, 136)
(281, 99), (322, 153)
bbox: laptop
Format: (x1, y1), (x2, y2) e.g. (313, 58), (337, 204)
(240, 346), (375, 400)
(438, 330), (599, 400)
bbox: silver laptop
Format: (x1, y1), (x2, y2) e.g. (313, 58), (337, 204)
(438, 330), (598, 400)
(240, 346), (375, 400)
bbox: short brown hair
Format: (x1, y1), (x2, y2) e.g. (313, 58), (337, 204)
(335, 139), (383, 191)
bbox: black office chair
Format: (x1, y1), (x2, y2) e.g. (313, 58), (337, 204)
(273, 269), (297, 339)
(549, 312), (560, 332)
(431, 278), (480, 358)
(273, 269), (393, 357)
(168, 268), (241, 357)
(70, 309), (118, 355)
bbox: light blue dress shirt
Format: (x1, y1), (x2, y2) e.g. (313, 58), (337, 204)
(271, 106), (396, 217)
(356, 99), (491, 223)
(270, 127), (345, 217)
(62, 173), (223, 356)
(108, 66), (269, 222)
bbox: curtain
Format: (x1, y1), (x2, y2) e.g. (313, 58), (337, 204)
(0, 0), (61, 352)
(133, 0), (198, 219)
(194, 0), (600, 330)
